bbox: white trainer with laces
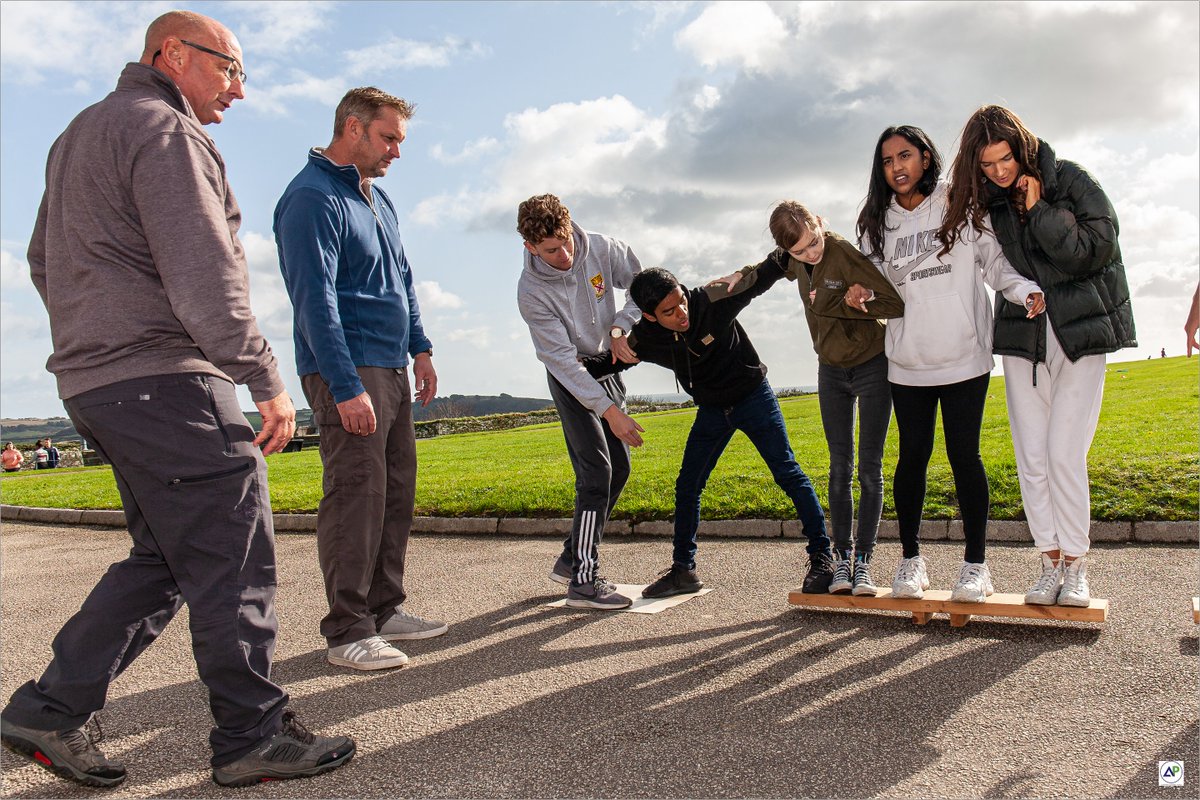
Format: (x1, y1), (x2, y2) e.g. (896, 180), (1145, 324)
(950, 561), (994, 603)
(379, 606), (449, 640)
(1057, 556), (1091, 607)
(891, 555), (929, 599)
(1024, 553), (1063, 605)
(327, 636), (408, 671)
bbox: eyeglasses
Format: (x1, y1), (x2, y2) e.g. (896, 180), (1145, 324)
(153, 39), (247, 84)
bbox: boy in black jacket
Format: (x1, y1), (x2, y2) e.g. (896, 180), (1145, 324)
(585, 257), (834, 597)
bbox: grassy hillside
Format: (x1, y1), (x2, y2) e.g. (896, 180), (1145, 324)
(3, 356), (1196, 521)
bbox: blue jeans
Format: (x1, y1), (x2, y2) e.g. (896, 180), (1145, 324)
(673, 380), (828, 569)
(817, 352), (892, 556)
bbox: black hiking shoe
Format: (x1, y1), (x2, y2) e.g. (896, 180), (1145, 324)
(212, 711), (355, 787)
(1, 714), (126, 788)
(801, 549), (836, 593)
(642, 565), (704, 598)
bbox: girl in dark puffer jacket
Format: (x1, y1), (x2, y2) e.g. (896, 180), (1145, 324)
(940, 105), (1136, 610)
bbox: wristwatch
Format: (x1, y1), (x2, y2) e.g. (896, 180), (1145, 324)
(610, 327), (625, 339)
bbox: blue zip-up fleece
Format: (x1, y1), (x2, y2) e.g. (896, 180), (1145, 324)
(274, 148), (432, 404)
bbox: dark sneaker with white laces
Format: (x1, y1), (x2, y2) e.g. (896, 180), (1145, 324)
(212, 711), (355, 787)
(1, 714), (126, 788)
(549, 555), (572, 586)
(642, 565), (704, 599)
(829, 557), (853, 594)
(565, 577), (632, 610)
(801, 549), (836, 593)
(851, 558), (879, 597)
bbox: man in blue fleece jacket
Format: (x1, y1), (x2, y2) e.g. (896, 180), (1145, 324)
(275, 87), (446, 672)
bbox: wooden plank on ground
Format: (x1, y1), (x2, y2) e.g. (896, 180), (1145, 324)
(787, 588), (1107, 626)
(1192, 597), (1199, 624)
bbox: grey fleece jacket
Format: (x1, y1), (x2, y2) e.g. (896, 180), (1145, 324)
(27, 63), (284, 402)
(517, 221), (642, 416)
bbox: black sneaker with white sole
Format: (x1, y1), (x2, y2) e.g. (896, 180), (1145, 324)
(642, 565), (704, 598)
(212, 711), (355, 787)
(565, 577), (632, 610)
(1, 714), (126, 788)
(549, 555), (572, 586)
(801, 549), (836, 593)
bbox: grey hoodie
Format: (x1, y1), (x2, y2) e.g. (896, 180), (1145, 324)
(517, 221), (642, 416)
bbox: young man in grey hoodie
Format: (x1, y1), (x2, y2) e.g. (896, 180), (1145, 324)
(517, 195), (645, 610)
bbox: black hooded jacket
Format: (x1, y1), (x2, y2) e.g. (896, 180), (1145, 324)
(583, 251), (788, 408)
(989, 139), (1136, 370)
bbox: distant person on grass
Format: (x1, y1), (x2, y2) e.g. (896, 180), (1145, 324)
(584, 265), (836, 599)
(0, 10), (354, 790)
(275, 87), (447, 672)
(33, 440), (49, 469)
(517, 194), (645, 610)
(2, 442), (23, 472)
(1186, 284), (1199, 357)
(942, 105), (1135, 607)
(43, 438), (60, 469)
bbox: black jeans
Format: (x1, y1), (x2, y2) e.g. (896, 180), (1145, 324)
(890, 372), (991, 563)
(3, 374), (287, 767)
(817, 353), (891, 557)
(548, 372), (631, 584)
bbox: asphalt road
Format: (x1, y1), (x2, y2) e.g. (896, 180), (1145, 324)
(1, 522), (1195, 799)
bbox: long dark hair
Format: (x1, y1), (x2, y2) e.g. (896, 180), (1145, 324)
(855, 125), (942, 262)
(939, 105), (1041, 254)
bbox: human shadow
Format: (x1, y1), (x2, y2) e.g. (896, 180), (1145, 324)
(1105, 720), (1198, 799)
(1, 600), (1099, 798)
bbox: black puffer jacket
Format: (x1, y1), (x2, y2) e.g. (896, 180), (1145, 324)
(989, 139), (1136, 369)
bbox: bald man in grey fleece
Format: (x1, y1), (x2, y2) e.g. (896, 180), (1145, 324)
(0, 10), (353, 790)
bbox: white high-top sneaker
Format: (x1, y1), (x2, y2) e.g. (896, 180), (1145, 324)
(1057, 556), (1091, 607)
(1024, 553), (1063, 605)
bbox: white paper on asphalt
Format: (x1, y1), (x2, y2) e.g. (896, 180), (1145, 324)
(545, 584), (712, 614)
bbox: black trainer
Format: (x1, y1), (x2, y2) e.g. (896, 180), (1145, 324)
(642, 565), (704, 598)
(801, 549), (836, 593)
(1, 714), (126, 788)
(212, 711), (355, 787)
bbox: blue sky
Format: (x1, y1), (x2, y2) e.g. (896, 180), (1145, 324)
(2, 0), (1197, 419)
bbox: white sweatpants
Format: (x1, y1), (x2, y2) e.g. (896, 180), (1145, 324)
(1003, 330), (1106, 558)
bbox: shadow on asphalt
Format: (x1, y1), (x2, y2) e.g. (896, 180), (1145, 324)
(1, 597), (1112, 799)
(1104, 720), (1198, 799)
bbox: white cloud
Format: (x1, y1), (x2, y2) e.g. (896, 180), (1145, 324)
(430, 137), (501, 165)
(0, 1), (164, 88)
(227, 1), (334, 57)
(416, 281), (464, 310)
(444, 326), (490, 343)
(344, 35), (489, 76)
(675, 1), (787, 72)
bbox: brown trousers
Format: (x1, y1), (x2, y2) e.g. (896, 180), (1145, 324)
(302, 367), (417, 646)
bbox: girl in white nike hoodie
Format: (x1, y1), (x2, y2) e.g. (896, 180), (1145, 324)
(855, 125), (1044, 603)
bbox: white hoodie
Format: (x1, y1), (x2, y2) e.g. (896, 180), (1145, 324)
(860, 182), (1040, 386)
(517, 221), (643, 416)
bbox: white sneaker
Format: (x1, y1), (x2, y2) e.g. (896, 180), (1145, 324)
(378, 606), (449, 640)
(327, 636), (408, 671)
(891, 555), (929, 599)
(950, 561), (994, 603)
(1057, 556), (1091, 607)
(1024, 553), (1062, 605)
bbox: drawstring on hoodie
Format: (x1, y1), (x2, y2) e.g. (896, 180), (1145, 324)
(668, 332), (694, 394)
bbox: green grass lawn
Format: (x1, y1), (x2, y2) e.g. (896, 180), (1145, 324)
(3, 356), (1196, 521)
